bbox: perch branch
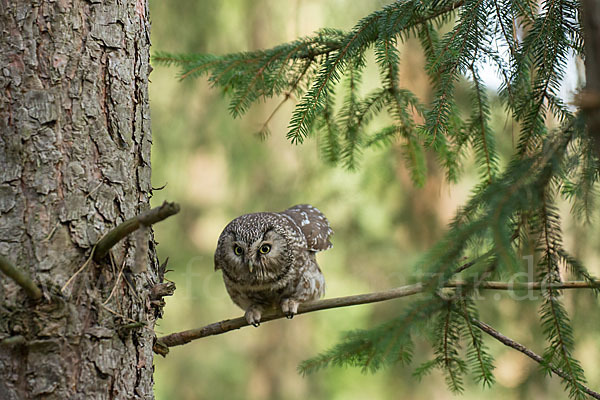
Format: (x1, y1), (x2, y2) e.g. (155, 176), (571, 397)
(472, 318), (600, 399)
(0, 254), (42, 300)
(154, 280), (598, 355)
(93, 201), (180, 261)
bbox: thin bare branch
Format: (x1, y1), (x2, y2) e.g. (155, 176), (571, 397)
(61, 246), (96, 293)
(258, 59), (310, 137)
(472, 318), (600, 399)
(0, 254), (42, 300)
(154, 280), (598, 355)
(93, 201), (180, 262)
(103, 256), (127, 305)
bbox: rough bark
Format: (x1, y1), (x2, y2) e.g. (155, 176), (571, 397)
(0, 0), (159, 398)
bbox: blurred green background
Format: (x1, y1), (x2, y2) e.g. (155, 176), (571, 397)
(148, 1), (600, 399)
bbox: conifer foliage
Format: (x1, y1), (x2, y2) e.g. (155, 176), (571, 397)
(155, 0), (599, 397)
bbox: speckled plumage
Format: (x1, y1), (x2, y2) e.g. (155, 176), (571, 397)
(214, 204), (333, 326)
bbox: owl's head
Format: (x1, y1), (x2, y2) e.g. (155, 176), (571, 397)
(214, 213), (296, 284)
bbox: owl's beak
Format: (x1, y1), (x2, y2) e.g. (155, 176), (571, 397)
(248, 260), (254, 273)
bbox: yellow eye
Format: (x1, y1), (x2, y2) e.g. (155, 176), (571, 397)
(233, 245), (243, 256)
(259, 244), (271, 254)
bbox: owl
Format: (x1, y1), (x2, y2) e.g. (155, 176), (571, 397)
(214, 204), (333, 326)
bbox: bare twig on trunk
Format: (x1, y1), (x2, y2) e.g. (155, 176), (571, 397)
(0, 255), (42, 300)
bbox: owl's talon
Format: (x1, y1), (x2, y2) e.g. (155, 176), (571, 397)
(280, 298), (300, 320)
(245, 306), (263, 327)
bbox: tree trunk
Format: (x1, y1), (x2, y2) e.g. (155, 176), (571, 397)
(0, 0), (159, 398)
(581, 0), (600, 158)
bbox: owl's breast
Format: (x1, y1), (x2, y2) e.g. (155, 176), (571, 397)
(221, 263), (294, 292)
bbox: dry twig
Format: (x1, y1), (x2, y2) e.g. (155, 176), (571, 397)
(94, 201), (180, 262)
(472, 318), (600, 399)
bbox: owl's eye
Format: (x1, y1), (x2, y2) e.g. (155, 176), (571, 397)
(233, 245), (243, 256)
(259, 244), (271, 254)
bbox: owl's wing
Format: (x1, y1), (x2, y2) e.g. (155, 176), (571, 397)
(281, 204), (333, 252)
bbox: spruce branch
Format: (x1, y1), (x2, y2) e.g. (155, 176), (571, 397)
(423, 0), (488, 153)
(457, 297), (495, 387)
(229, 48), (287, 117)
(512, 0), (575, 155)
(287, 15), (378, 144)
(0, 254), (42, 300)
(439, 300), (467, 392)
(537, 194), (589, 399)
(153, 280), (598, 355)
(258, 60), (311, 138)
(155, 0), (467, 149)
(316, 90), (341, 164)
(491, 0), (517, 57)
(472, 318), (600, 400)
(468, 64), (497, 183)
